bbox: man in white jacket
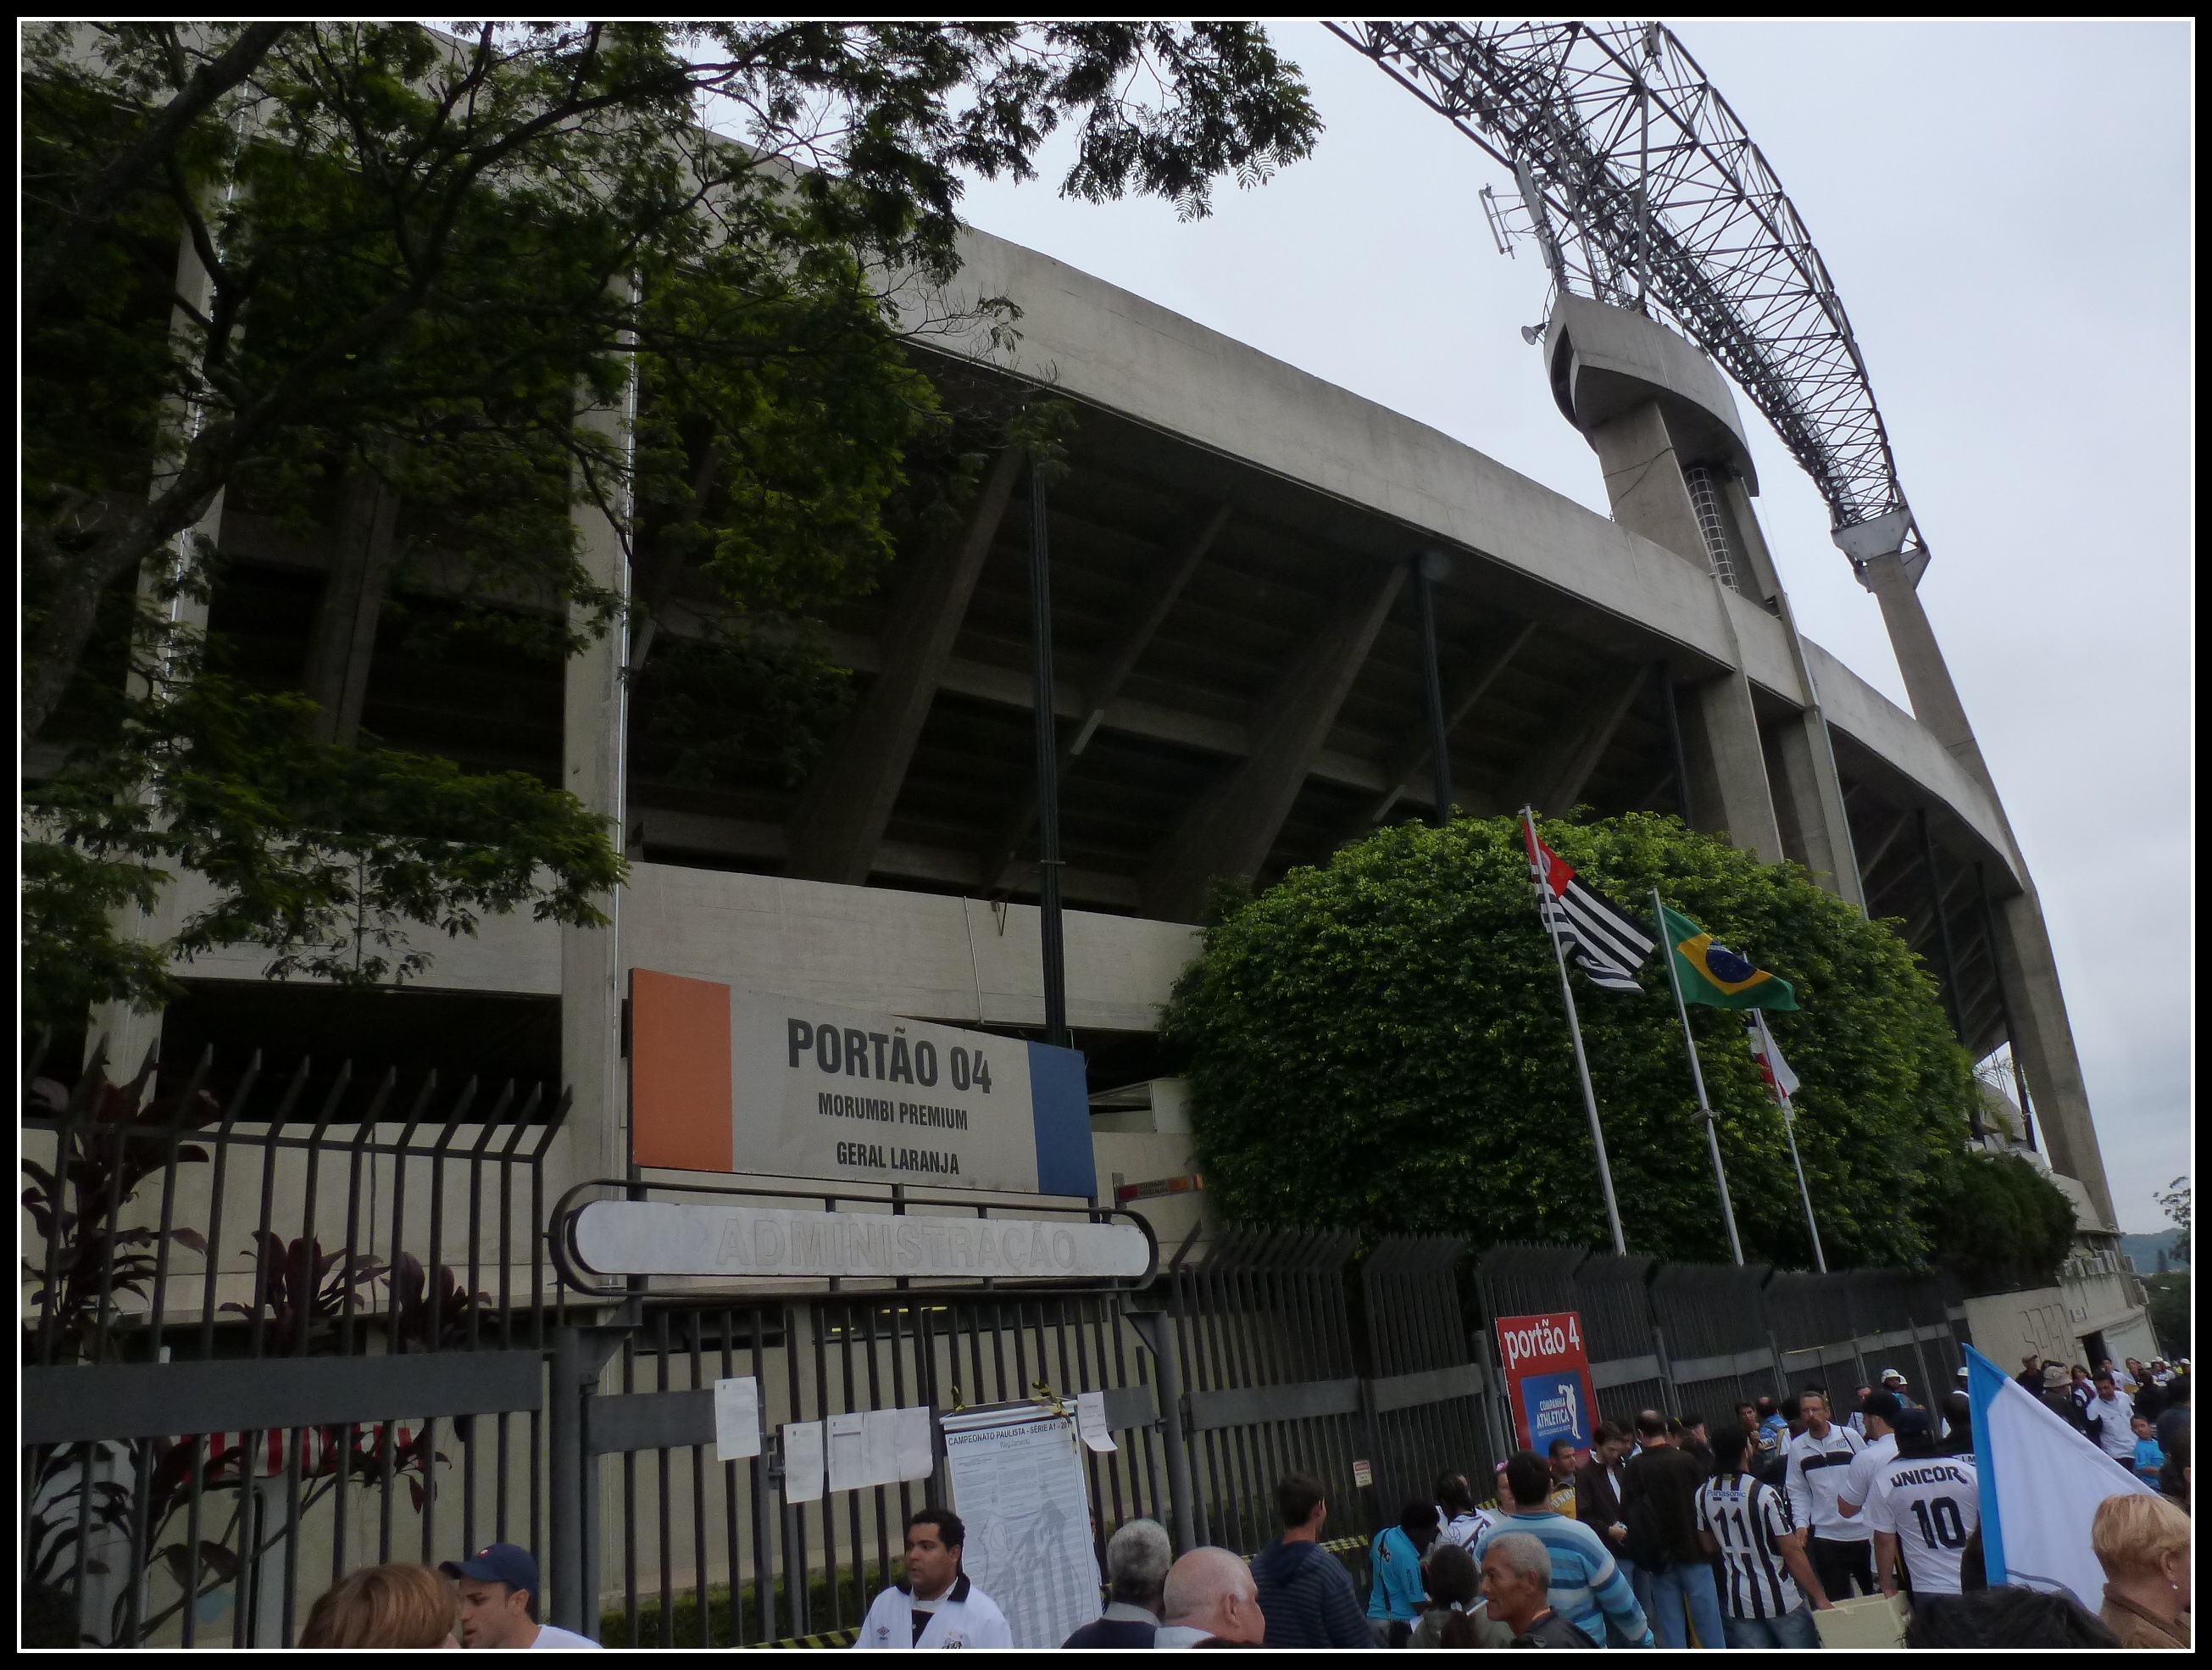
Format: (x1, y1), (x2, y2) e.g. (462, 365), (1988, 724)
(1785, 1390), (1870, 1601)
(855, 1508), (1014, 1650)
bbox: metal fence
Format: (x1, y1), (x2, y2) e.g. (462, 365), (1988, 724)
(21, 1034), (567, 1648)
(1476, 1241), (1970, 1435)
(23, 1040), (1974, 1650)
(1359, 1236), (1498, 1515)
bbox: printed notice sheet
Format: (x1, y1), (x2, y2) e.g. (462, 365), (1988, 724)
(714, 1377), (763, 1462)
(942, 1409), (1100, 1649)
(781, 1422), (825, 1504)
(825, 1411), (867, 1492)
(1074, 1390), (1116, 1453)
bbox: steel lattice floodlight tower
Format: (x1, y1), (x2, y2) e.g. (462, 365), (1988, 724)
(1326, 17), (2009, 799)
(1326, 20), (1920, 567)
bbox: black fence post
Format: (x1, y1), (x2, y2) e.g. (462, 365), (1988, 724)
(1126, 1306), (1195, 1553)
(548, 1326), (586, 1634)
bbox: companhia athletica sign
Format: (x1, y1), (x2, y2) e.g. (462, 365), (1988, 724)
(1494, 1311), (1598, 1461)
(626, 970), (1096, 1199)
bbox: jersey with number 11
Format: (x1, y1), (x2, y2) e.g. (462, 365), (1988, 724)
(1862, 1454), (1979, 1595)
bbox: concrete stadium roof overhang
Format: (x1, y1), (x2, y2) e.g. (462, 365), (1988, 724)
(186, 220), (2035, 1063)
(900, 228), (2020, 889)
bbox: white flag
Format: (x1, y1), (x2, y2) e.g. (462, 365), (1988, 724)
(1965, 1344), (2150, 1608)
(1747, 1010), (1800, 1098)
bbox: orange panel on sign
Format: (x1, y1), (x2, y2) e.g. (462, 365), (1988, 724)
(630, 970), (733, 1172)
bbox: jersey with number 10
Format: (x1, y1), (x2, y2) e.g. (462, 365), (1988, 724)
(1861, 1454), (1979, 1595)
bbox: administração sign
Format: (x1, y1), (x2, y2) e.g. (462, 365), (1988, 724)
(570, 1200), (1150, 1283)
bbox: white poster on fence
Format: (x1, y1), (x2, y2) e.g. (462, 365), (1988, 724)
(942, 1408), (1101, 1649)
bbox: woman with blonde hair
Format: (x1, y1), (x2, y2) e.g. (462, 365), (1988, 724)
(299, 1562), (463, 1649)
(2091, 1491), (2190, 1649)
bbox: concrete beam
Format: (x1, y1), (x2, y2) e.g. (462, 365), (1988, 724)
(1859, 551), (1996, 797)
(977, 502), (1230, 888)
(1989, 888), (2114, 1226)
(1142, 562), (1405, 921)
(1856, 805), (1917, 880)
(1523, 661), (1649, 816)
(299, 461), (400, 747)
(632, 805), (1144, 911)
(1363, 619), (1540, 825)
(783, 448), (1022, 883)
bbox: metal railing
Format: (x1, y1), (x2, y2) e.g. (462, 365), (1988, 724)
(22, 1034), (567, 1647)
(24, 1041), (1984, 1651)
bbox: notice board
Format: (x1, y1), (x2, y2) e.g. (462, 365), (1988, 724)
(941, 1406), (1101, 1649)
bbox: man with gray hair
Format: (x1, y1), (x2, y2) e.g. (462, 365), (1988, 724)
(1154, 1547), (1266, 1648)
(1480, 1533), (1594, 1648)
(1062, 1518), (1174, 1647)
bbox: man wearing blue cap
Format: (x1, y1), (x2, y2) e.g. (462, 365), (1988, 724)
(440, 1544), (603, 1649)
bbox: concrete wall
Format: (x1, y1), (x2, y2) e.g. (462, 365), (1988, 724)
(1962, 1285), (2074, 1370)
(618, 866), (1200, 1034)
(161, 865), (1202, 1034)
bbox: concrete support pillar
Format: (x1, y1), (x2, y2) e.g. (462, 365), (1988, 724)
(1728, 474), (1863, 908)
(84, 225), (227, 1077)
(1860, 552), (1994, 793)
(1682, 669), (1786, 866)
(1142, 562), (1404, 921)
(784, 448), (1022, 884)
(560, 397), (631, 1188)
(1764, 715), (1863, 905)
(1720, 473), (1784, 608)
(1583, 399), (1710, 571)
(1989, 888), (2115, 1225)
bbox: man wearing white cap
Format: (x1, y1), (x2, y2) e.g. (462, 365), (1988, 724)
(1877, 1368), (1916, 1411)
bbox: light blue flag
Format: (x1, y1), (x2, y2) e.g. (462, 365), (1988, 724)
(1964, 1343), (2151, 1608)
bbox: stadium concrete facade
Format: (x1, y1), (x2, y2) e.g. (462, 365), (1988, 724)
(95, 221), (2144, 1355)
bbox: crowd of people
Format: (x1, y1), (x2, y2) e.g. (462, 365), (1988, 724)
(1035, 1364), (2190, 1651)
(2019, 1352), (2192, 1496)
(281, 1360), (2187, 1650)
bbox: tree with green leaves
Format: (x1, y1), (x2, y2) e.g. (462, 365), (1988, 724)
(2156, 1175), (2190, 1265)
(1160, 811), (2076, 1277)
(21, 22), (1321, 1030)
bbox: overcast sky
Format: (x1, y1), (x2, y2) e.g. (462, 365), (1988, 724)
(947, 19), (2193, 1233)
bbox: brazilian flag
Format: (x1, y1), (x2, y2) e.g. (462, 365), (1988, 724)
(1658, 902), (1798, 1010)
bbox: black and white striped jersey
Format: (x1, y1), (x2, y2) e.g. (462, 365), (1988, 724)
(1695, 1471), (1802, 1621)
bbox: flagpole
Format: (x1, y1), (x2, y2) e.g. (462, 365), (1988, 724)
(1654, 888), (1744, 1266)
(1756, 1008), (1828, 1274)
(1527, 809), (1626, 1255)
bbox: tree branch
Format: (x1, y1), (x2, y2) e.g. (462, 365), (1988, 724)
(24, 22), (293, 316)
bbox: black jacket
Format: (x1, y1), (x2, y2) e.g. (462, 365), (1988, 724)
(1512, 1608), (1598, 1648)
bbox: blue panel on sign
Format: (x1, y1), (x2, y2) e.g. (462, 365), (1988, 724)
(1518, 1372), (1594, 1455)
(1026, 1042), (1096, 1199)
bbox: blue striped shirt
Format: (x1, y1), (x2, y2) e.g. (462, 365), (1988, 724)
(1475, 1510), (1652, 1647)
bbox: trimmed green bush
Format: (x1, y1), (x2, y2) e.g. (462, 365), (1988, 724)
(1162, 812), (2065, 1273)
